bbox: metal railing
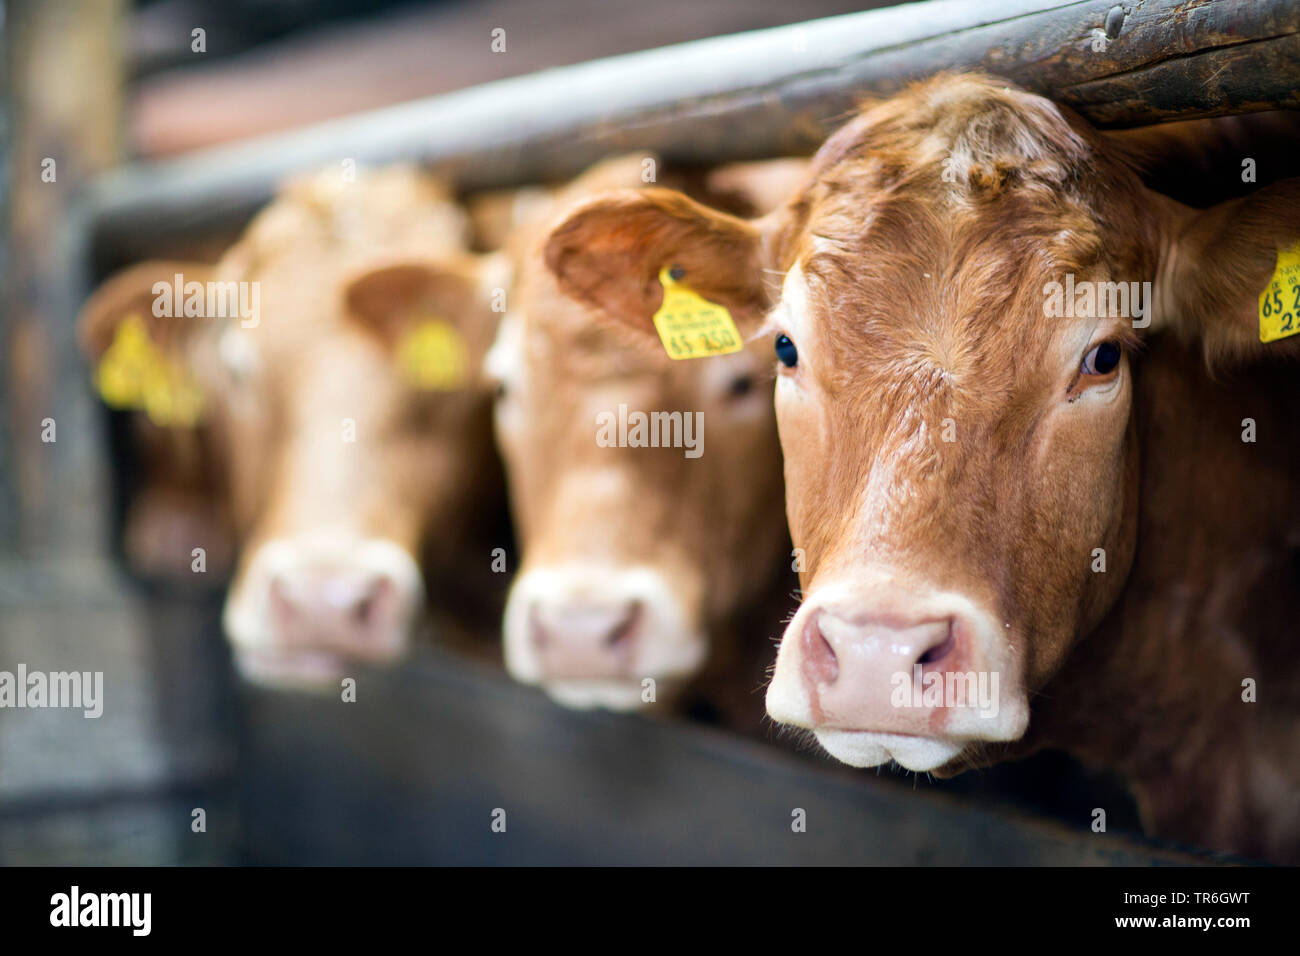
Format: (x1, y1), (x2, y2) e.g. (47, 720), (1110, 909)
(85, 0), (1300, 256)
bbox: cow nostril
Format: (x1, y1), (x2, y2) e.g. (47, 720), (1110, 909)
(528, 603), (550, 650)
(270, 576), (295, 625)
(917, 619), (956, 665)
(354, 598), (372, 625)
(802, 612), (839, 684)
(353, 578), (393, 630)
(604, 601), (642, 649)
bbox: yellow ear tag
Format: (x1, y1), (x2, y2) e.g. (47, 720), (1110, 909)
(96, 314), (154, 410)
(652, 265), (743, 360)
(143, 365), (205, 428)
(95, 314), (206, 427)
(1258, 240), (1300, 343)
(396, 317), (467, 390)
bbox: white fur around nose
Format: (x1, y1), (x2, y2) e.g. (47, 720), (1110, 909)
(224, 535), (422, 657)
(766, 577), (1029, 770)
(503, 563), (705, 710)
(484, 310), (525, 389)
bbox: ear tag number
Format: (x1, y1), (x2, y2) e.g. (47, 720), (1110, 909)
(652, 265), (743, 360)
(397, 317), (466, 390)
(1258, 240), (1300, 343)
(96, 314), (205, 427)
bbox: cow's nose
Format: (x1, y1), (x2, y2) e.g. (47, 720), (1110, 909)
(528, 598), (643, 680)
(804, 610), (956, 680)
(802, 609), (960, 729)
(269, 567), (401, 655)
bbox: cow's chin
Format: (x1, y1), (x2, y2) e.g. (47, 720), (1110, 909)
(543, 679), (654, 712)
(234, 648), (355, 690)
(813, 730), (967, 773)
(232, 646), (407, 691)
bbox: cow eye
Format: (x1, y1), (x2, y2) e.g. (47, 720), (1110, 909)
(775, 333), (798, 368)
(727, 374), (754, 399)
(1081, 341), (1122, 376)
(218, 327), (259, 382)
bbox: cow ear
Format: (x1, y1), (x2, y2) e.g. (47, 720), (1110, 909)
(542, 188), (771, 342)
(78, 260), (214, 360)
(1155, 179), (1300, 363)
(342, 253), (508, 390)
(77, 261), (215, 427)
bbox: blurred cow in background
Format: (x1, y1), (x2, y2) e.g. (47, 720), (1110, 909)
(106, 402), (235, 590)
(79, 166), (508, 687)
(542, 75), (1300, 861)
(461, 155), (806, 724)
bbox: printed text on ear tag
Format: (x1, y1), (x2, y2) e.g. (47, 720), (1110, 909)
(397, 317), (466, 390)
(95, 314), (205, 427)
(652, 265), (743, 360)
(1259, 240), (1300, 343)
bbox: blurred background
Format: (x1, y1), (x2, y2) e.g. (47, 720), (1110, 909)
(0, 0), (1280, 865)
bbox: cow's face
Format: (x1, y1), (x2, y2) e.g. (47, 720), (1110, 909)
(761, 80), (1300, 771)
(543, 75), (1300, 768)
(759, 82), (1219, 772)
(209, 258), (501, 687)
(490, 238), (785, 711)
(764, 178), (1148, 772)
(79, 169), (502, 688)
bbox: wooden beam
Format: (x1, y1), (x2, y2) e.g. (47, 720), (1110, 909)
(86, 0), (1300, 259)
(4, 0), (127, 554)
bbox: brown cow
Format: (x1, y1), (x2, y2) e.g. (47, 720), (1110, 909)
(117, 413), (234, 588)
(80, 166), (507, 687)
(542, 75), (1300, 860)
(474, 155), (805, 719)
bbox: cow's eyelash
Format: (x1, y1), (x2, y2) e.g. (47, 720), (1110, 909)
(752, 311), (786, 342)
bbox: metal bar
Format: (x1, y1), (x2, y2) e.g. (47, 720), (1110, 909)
(85, 0), (1300, 257)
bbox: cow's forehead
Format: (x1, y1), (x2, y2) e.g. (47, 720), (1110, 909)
(791, 210), (1086, 375)
(778, 74), (1136, 283)
(799, 74), (1104, 195)
(784, 266), (1140, 440)
(514, 253), (674, 381)
(780, 127), (1147, 396)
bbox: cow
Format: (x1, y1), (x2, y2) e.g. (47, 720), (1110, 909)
(113, 410), (235, 589)
(464, 155), (806, 721)
(79, 166), (508, 687)
(540, 74), (1300, 861)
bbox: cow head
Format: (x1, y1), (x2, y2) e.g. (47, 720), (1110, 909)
(543, 75), (1300, 766)
(488, 156), (799, 710)
(79, 167), (505, 687)
(76, 259), (236, 586)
